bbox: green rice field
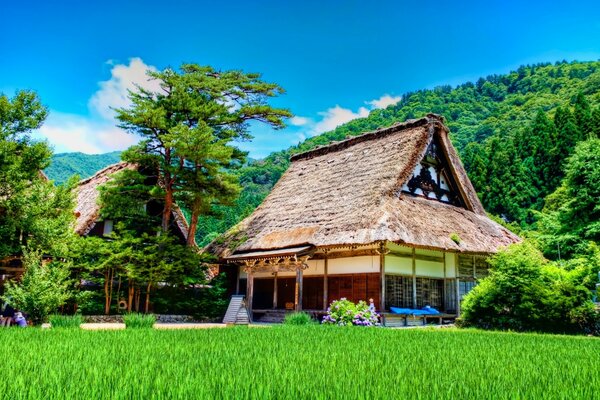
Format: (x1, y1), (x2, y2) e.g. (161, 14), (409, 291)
(0, 326), (598, 399)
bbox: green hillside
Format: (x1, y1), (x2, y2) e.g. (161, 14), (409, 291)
(45, 151), (121, 184)
(196, 60), (600, 245)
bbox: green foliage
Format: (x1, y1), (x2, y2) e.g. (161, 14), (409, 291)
(0, 90), (76, 259)
(2, 251), (74, 325)
(123, 313), (156, 329)
(538, 139), (600, 258)
(151, 273), (230, 320)
(115, 63), (291, 243)
(45, 151), (121, 185)
(283, 312), (314, 326)
(459, 242), (598, 333)
(49, 314), (83, 329)
(449, 233), (461, 244)
(0, 328), (598, 398)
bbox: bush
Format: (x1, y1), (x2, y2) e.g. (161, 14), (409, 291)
(49, 314), (83, 329)
(283, 312), (313, 325)
(1, 252), (74, 325)
(322, 298), (379, 326)
(459, 241), (598, 333)
(123, 313), (156, 329)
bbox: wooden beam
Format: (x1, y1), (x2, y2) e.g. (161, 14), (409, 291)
(387, 251), (444, 263)
(311, 248), (378, 260)
(312, 248), (444, 263)
(273, 272), (278, 309)
(235, 266), (240, 295)
(412, 248), (417, 308)
(323, 256), (328, 310)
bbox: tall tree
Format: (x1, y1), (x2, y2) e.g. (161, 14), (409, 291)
(573, 92), (592, 139)
(116, 64), (291, 245)
(0, 90), (75, 258)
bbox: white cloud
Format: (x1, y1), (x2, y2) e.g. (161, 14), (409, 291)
(88, 57), (161, 120)
(368, 94), (401, 109)
(313, 105), (370, 134)
(289, 116), (311, 126)
(37, 112), (138, 154)
(35, 57), (158, 154)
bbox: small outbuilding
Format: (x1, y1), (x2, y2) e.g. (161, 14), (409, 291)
(207, 114), (519, 321)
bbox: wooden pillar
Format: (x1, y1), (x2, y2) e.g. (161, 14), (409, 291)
(295, 265), (303, 311)
(412, 248), (417, 308)
(235, 265), (240, 295)
(442, 252), (447, 311)
(246, 269), (254, 321)
(273, 272), (278, 309)
(380, 243), (386, 312)
(323, 256), (328, 310)
(455, 254), (461, 316)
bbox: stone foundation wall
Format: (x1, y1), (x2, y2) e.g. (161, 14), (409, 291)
(83, 315), (201, 323)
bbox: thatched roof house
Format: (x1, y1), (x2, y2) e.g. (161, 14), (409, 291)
(74, 162), (192, 243)
(210, 114), (520, 322)
(209, 114), (517, 258)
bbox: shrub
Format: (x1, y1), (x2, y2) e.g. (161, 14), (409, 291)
(49, 314), (83, 329)
(123, 313), (156, 329)
(283, 312), (313, 325)
(322, 298), (379, 326)
(1, 252), (74, 325)
(459, 241), (598, 333)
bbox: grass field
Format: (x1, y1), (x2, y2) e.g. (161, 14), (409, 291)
(0, 326), (598, 399)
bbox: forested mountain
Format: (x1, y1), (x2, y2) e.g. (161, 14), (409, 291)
(45, 151), (121, 184)
(196, 60), (600, 246)
(43, 61), (600, 247)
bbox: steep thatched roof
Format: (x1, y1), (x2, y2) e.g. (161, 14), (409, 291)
(74, 162), (192, 244)
(208, 114), (519, 259)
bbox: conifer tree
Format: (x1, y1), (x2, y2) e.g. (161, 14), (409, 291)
(573, 92), (592, 139)
(116, 64), (291, 245)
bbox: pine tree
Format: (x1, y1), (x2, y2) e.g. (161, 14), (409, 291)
(573, 92), (592, 139)
(552, 106), (580, 172)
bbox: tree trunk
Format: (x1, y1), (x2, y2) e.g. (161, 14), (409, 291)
(134, 288), (141, 312)
(128, 282), (134, 312)
(144, 282), (152, 313)
(161, 151), (174, 232)
(104, 269), (114, 315)
(186, 197), (201, 247)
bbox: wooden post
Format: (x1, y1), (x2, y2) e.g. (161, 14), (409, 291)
(442, 252), (447, 311)
(235, 265), (240, 295)
(295, 265), (304, 311)
(455, 254), (460, 316)
(246, 268), (254, 321)
(412, 248), (417, 308)
(380, 243), (386, 312)
(323, 255), (328, 310)
(273, 272), (278, 309)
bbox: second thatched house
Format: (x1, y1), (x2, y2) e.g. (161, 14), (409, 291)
(208, 114), (520, 321)
(74, 162), (192, 243)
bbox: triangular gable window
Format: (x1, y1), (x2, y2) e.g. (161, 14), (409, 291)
(401, 139), (466, 207)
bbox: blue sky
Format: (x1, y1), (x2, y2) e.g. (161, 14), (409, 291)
(2, 1), (600, 158)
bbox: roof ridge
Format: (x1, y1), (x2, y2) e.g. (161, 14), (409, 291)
(290, 114), (445, 162)
(77, 161), (131, 186)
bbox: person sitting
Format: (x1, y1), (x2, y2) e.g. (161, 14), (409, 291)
(13, 311), (27, 328)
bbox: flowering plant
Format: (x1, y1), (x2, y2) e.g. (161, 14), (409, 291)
(322, 298), (380, 326)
